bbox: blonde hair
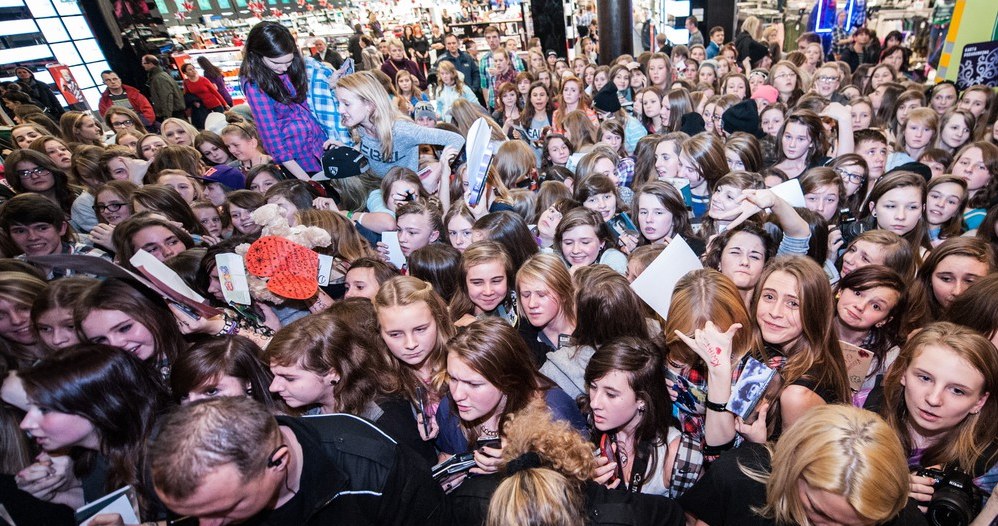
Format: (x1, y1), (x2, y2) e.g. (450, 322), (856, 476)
(373, 276), (454, 398)
(160, 118), (199, 144)
(336, 71), (406, 158)
(486, 469), (585, 526)
(515, 253), (576, 326)
(753, 404), (910, 525)
(436, 60), (465, 93)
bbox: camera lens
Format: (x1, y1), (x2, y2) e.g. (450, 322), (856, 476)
(927, 487), (975, 526)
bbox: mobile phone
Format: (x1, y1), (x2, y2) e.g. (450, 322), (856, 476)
(415, 386), (430, 437)
(475, 436), (500, 450)
(598, 434), (623, 483)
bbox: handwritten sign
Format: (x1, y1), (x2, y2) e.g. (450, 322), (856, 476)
(840, 341), (874, 392)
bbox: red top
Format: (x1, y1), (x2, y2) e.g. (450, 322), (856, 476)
(183, 76), (227, 109)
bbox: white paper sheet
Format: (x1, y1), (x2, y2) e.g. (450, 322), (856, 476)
(629, 235), (703, 319)
(382, 231), (406, 269)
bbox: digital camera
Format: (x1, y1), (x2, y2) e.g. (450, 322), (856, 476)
(915, 467), (981, 526)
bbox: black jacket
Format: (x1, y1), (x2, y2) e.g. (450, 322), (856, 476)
(449, 474), (685, 525)
(267, 414), (449, 526)
(16, 77), (64, 117)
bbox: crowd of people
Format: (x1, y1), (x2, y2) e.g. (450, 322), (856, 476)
(0, 7), (997, 526)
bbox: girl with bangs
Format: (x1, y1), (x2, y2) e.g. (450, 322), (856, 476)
(239, 22), (326, 181)
(768, 61), (805, 108)
(170, 335), (287, 413)
(936, 108), (975, 154)
(666, 270), (762, 477)
(19, 345), (171, 520)
(336, 70), (464, 178)
(924, 175), (968, 248)
(698, 171), (766, 240)
(750, 256), (851, 434)
(632, 180), (699, 250)
(583, 337), (683, 497)
(887, 108), (938, 171)
(449, 240), (518, 328)
(374, 276), (455, 446)
(879, 323), (998, 515)
(832, 265), (909, 409)
(678, 134), (728, 218)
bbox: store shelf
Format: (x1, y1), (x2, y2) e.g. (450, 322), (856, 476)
(448, 18), (523, 27)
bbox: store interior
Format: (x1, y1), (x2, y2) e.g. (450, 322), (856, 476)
(0, 0), (989, 118)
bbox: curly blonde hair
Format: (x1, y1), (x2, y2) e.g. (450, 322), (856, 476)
(499, 399), (595, 481)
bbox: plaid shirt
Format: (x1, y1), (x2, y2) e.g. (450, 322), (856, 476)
(305, 57), (352, 146)
(242, 73), (326, 174)
(831, 25), (850, 56)
(480, 50), (525, 109)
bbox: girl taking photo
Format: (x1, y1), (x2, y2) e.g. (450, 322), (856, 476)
(880, 322), (997, 516)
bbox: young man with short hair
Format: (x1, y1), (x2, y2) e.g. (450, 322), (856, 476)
(854, 128), (889, 200)
(0, 194), (109, 278)
(479, 25), (524, 110)
(706, 26), (725, 58)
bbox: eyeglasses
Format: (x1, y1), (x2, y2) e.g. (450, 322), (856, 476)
(16, 167), (50, 180)
(96, 202), (128, 213)
(835, 168), (866, 184)
(111, 119), (134, 128)
(817, 76), (840, 84)
(774, 73), (795, 80)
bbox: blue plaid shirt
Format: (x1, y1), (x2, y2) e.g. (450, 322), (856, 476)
(242, 70), (326, 174)
(305, 57), (352, 146)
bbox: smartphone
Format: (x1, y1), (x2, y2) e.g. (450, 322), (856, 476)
(415, 386), (430, 437)
(475, 436), (500, 450)
(598, 434), (623, 483)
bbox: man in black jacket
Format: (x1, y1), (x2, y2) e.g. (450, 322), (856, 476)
(434, 33), (480, 93)
(13, 67), (64, 117)
(348, 24), (365, 68)
(149, 397), (448, 525)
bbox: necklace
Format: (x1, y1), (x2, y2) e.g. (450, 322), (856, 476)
(618, 449), (629, 466)
(479, 425), (500, 438)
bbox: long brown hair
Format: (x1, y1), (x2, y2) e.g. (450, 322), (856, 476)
(446, 317), (554, 444)
(751, 256), (850, 404)
(881, 322), (998, 473)
(665, 269), (762, 371)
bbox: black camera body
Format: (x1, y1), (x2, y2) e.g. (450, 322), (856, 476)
(915, 467), (982, 526)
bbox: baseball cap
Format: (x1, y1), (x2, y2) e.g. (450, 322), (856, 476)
(320, 146), (368, 180)
(196, 164), (244, 191)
